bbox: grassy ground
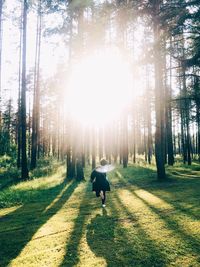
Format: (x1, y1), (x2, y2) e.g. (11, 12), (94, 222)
(0, 156), (62, 191)
(0, 163), (199, 267)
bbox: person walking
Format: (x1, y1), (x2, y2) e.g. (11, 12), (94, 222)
(90, 158), (113, 208)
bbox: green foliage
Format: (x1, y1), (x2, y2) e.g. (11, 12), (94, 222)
(0, 167), (20, 181)
(0, 125), (17, 157)
(0, 154), (13, 167)
(0, 155), (20, 189)
(29, 157), (62, 179)
(0, 99), (17, 156)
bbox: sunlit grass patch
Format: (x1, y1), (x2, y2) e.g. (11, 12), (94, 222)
(167, 162), (200, 178)
(134, 189), (200, 239)
(116, 188), (199, 266)
(29, 157), (63, 179)
(168, 168), (200, 179)
(113, 165), (200, 266)
(109, 193), (167, 266)
(0, 157), (64, 191)
(0, 163), (200, 267)
(15, 165), (66, 190)
(10, 182), (87, 267)
(0, 165), (66, 208)
(0, 205), (21, 217)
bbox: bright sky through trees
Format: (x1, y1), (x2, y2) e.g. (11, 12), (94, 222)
(2, 1), (67, 105)
(65, 49), (133, 126)
(1, 0), (200, 182)
(2, 0), (145, 111)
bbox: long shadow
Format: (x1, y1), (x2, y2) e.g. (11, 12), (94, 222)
(86, 208), (119, 266)
(118, 165), (200, 221)
(0, 179), (20, 191)
(148, 189), (200, 221)
(0, 180), (78, 267)
(119, 164), (200, 186)
(111, 166), (200, 265)
(86, 193), (167, 267)
(129, 188), (200, 261)
(111, 193), (167, 266)
(60, 182), (91, 267)
(117, 167), (200, 255)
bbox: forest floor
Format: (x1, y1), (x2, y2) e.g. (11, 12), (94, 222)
(0, 161), (200, 267)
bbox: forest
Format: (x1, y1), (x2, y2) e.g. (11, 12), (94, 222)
(0, 0), (200, 266)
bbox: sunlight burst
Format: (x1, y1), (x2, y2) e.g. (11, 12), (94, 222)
(65, 50), (133, 126)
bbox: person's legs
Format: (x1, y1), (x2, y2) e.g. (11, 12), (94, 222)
(96, 191), (100, 197)
(100, 190), (104, 199)
(101, 191), (106, 205)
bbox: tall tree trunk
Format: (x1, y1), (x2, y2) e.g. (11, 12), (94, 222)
(31, 0), (42, 169)
(180, 110), (187, 163)
(28, 100), (31, 159)
(105, 126), (112, 164)
(153, 1), (166, 180)
(92, 128), (96, 169)
(112, 122), (118, 163)
(99, 127), (103, 161)
(173, 117), (176, 157)
(182, 65), (191, 165)
(145, 64), (152, 164)
(71, 123), (76, 178)
(76, 155), (84, 181)
(66, 121), (73, 179)
(132, 112), (136, 163)
(66, 7), (74, 178)
(17, 4), (23, 168)
(166, 38), (174, 165)
(0, 0), (3, 143)
(76, 127), (84, 181)
(36, 2), (41, 160)
(21, 0), (29, 179)
(122, 114), (128, 168)
(197, 105), (200, 162)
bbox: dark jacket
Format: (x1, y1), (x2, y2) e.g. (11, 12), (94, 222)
(90, 169), (111, 192)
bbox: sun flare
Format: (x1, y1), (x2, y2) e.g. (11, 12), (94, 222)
(65, 50), (133, 126)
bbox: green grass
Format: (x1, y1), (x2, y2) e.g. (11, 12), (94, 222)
(0, 156), (62, 191)
(0, 163), (199, 267)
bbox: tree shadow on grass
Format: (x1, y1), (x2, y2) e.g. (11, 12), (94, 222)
(148, 188), (200, 221)
(86, 209), (118, 266)
(129, 188), (200, 262)
(115, 165), (200, 263)
(0, 180), (78, 267)
(86, 194), (167, 267)
(119, 164), (200, 186)
(118, 165), (200, 221)
(60, 183), (91, 267)
(112, 194), (167, 266)
(115, 165), (175, 191)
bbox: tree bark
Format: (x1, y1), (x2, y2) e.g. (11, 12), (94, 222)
(17, 4), (23, 168)
(31, 0), (42, 169)
(21, 0), (29, 179)
(166, 39), (174, 165)
(122, 114), (128, 168)
(153, 1), (166, 180)
(0, 0), (4, 147)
